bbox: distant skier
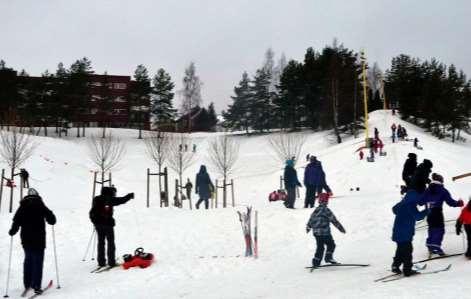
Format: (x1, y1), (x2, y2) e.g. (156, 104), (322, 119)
(391, 190), (429, 276)
(8, 188), (56, 295)
(401, 153), (417, 193)
(391, 123), (397, 143)
(306, 193), (346, 267)
(397, 125), (403, 139)
(413, 138), (419, 148)
(89, 186), (134, 268)
(411, 159), (433, 193)
(284, 159), (302, 209)
(20, 168), (30, 188)
(421, 173), (463, 256)
(195, 165), (214, 209)
(359, 150), (364, 160)
(456, 198), (471, 258)
(304, 156), (323, 208)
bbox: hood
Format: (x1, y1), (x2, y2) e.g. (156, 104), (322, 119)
(427, 182), (443, 194)
(392, 190), (421, 215)
(199, 165), (207, 174)
(21, 194), (44, 207)
(422, 159), (433, 169)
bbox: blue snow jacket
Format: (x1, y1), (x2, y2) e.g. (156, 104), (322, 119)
(422, 183), (461, 209)
(284, 165), (301, 189)
(304, 161), (324, 186)
(392, 190), (429, 243)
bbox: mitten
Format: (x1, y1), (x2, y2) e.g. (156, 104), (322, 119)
(8, 229), (15, 236)
(457, 199), (464, 207)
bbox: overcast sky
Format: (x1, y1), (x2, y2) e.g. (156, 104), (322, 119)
(1, 0), (470, 112)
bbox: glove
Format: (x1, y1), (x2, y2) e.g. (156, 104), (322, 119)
(306, 227), (311, 234)
(457, 199), (464, 207)
(339, 227), (346, 234)
(127, 193), (135, 199)
(8, 229), (15, 236)
(456, 226), (462, 236)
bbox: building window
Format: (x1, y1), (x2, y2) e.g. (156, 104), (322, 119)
(114, 83), (126, 89)
(90, 108), (99, 115)
(114, 96), (126, 103)
(91, 82), (103, 87)
(111, 109), (126, 115)
(91, 95), (102, 102)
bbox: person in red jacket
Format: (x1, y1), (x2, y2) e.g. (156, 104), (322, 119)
(456, 198), (471, 258)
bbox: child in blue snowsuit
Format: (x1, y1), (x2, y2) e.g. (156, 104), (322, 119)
(421, 173), (463, 255)
(391, 190), (429, 276)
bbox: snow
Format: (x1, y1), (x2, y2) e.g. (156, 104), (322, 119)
(1, 110), (471, 298)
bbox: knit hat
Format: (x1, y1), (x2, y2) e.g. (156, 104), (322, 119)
(309, 156), (317, 163)
(27, 188), (39, 196)
(408, 153), (417, 159)
(318, 193), (330, 204)
(431, 173), (444, 184)
(423, 159), (433, 169)
(286, 159), (294, 167)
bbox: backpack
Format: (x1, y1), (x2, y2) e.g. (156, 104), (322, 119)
(89, 196), (113, 224)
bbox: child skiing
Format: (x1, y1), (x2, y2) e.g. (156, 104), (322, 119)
(284, 159), (302, 209)
(391, 190), (429, 276)
(306, 193), (346, 267)
(456, 198), (471, 258)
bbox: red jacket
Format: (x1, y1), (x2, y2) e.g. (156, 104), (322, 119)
(459, 207), (471, 225)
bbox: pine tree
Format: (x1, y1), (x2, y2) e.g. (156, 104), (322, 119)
(207, 102), (218, 131)
(223, 72), (252, 133)
(276, 60), (305, 130)
(130, 64), (152, 139)
(69, 57), (94, 137)
(151, 68), (176, 129)
(250, 68), (272, 132)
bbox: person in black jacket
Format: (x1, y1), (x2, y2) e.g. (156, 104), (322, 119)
(411, 159), (433, 193)
(284, 159), (302, 209)
(195, 165), (214, 209)
(89, 186), (134, 267)
(401, 153), (417, 193)
(9, 188), (56, 295)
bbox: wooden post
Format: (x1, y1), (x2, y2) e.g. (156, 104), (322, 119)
(146, 168), (150, 208)
(231, 179), (235, 207)
(215, 179), (218, 209)
(109, 172), (112, 186)
(223, 178), (227, 208)
(164, 167), (169, 207)
(9, 168), (14, 213)
(280, 176), (283, 190)
(92, 171), (97, 200)
(0, 169), (4, 212)
(19, 175), (23, 201)
(254, 210), (258, 258)
(175, 179), (179, 208)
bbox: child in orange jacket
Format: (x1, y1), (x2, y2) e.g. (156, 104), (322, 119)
(456, 199), (471, 258)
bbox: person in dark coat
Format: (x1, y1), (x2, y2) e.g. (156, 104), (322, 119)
(374, 127), (379, 140)
(89, 186), (134, 267)
(195, 165), (214, 209)
(456, 199), (471, 258)
(184, 178), (193, 201)
(391, 190), (428, 276)
(411, 159), (433, 193)
(9, 188), (56, 295)
(306, 193), (345, 267)
(303, 156), (323, 208)
(284, 159), (302, 209)
(421, 173), (463, 255)
(20, 168), (30, 188)
(402, 153), (417, 192)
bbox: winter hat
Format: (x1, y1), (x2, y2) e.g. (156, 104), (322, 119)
(27, 188), (39, 196)
(101, 186), (116, 197)
(286, 159), (294, 167)
(431, 173), (444, 184)
(408, 153), (417, 159)
(423, 159), (433, 169)
(309, 156), (317, 163)
(318, 193), (330, 204)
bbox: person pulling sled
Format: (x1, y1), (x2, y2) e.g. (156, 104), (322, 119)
(306, 193), (346, 267)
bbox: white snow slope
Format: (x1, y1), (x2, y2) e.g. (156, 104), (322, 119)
(1, 110), (471, 299)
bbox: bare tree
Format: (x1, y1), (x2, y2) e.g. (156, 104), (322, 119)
(208, 134), (240, 182)
(267, 132), (307, 166)
(87, 133), (126, 184)
(166, 133), (196, 200)
(144, 130), (170, 192)
(0, 127), (37, 212)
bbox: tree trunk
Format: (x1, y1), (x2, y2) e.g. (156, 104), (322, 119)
(9, 167), (15, 213)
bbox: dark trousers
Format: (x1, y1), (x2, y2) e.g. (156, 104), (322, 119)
(465, 225), (471, 258)
(286, 187), (296, 208)
(426, 227), (445, 253)
(196, 197), (209, 209)
(304, 185), (322, 208)
(23, 249), (45, 290)
(392, 241), (413, 274)
(313, 235), (336, 266)
(96, 225), (116, 266)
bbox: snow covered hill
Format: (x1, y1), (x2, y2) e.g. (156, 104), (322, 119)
(1, 110), (471, 298)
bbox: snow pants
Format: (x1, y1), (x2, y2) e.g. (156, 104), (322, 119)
(23, 249), (45, 290)
(286, 187), (296, 209)
(426, 227), (445, 253)
(96, 225), (116, 266)
(313, 235), (336, 266)
(304, 184), (322, 208)
(196, 197), (209, 209)
(392, 241), (413, 275)
(464, 225), (471, 258)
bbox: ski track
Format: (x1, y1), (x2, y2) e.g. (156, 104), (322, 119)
(1, 110), (471, 298)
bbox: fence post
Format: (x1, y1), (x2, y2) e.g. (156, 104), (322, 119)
(19, 175), (23, 201)
(92, 172), (97, 200)
(280, 176), (283, 190)
(164, 168), (169, 207)
(175, 179), (179, 208)
(223, 178), (227, 208)
(146, 168), (150, 208)
(231, 179), (235, 207)
(215, 179), (218, 209)
(109, 172), (112, 187)
(0, 169), (4, 212)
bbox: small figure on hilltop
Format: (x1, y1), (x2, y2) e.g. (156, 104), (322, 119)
(306, 193), (346, 268)
(391, 190), (429, 276)
(283, 159), (302, 209)
(374, 127), (379, 140)
(391, 123), (397, 143)
(411, 159), (433, 194)
(9, 188), (56, 295)
(20, 168), (30, 188)
(195, 165), (214, 209)
(184, 178), (193, 201)
(401, 153), (417, 194)
(359, 150), (364, 160)
(422, 173), (463, 256)
(456, 198), (471, 258)
(89, 186), (134, 268)
(304, 156), (323, 208)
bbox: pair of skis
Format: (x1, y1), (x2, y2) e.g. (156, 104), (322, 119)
(21, 280), (53, 298)
(237, 207), (258, 258)
(378, 264), (452, 283)
(306, 263), (370, 273)
(90, 264), (120, 273)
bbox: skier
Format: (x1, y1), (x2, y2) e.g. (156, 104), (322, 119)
(421, 173), (463, 255)
(89, 186), (134, 268)
(195, 165), (214, 209)
(283, 159), (301, 209)
(391, 190), (429, 276)
(306, 193), (346, 267)
(8, 188), (56, 295)
(359, 150), (364, 160)
(411, 159), (433, 193)
(20, 168), (30, 188)
(184, 178), (193, 201)
(304, 156), (323, 208)
(391, 123), (397, 143)
(397, 125), (403, 139)
(401, 153), (417, 194)
(456, 198), (471, 258)
(413, 138), (419, 148)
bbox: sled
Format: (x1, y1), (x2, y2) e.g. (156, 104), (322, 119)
(452, 172), (471, 181)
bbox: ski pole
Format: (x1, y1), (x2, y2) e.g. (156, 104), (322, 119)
(3, 236), (13, 298)
(90, 229), (97, 261)
(82, 227), (95, 261)
(51, 226), (61, 289)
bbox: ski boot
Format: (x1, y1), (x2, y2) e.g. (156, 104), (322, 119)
(312, 258), (321, 268)
(404, 269), (420, 277)
(391, 265), (402, 274)
(325, 258), (339, 265)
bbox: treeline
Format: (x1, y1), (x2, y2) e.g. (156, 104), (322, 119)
(0, 58), (218, 137)
(223, 41), (378, 143)
(386, 54), (471, 141)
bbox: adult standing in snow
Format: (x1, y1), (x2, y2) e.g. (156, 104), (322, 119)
(401, 153), (417, 193)
(89, 186), (134, 268)
(456, 199), (471, 258)
(306, 193), (346, 267)
(391, 190), (428, 276)
(391, 123), (397, 143)
(8, 188), (56, 295)
(284, 159), (302, 209)
(304, 156), (323, 208)
(184, 178), (193, 201)
(411, 159), (433, 193)
(195, 165), (214, 209)
(421, 173), (463, 255)
(20, 168), (30, 188)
